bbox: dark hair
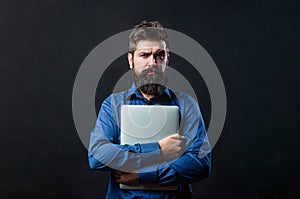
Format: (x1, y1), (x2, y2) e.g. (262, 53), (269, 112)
(129, 21), (169, 52)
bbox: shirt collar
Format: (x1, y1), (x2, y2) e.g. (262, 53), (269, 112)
(126, 83), (172, 100)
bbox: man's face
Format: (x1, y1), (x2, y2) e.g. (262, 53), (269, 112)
(128, 40), (170, 96)
(128, 40), (169, 73)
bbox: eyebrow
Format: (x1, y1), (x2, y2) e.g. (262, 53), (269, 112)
(155, 49), (166, 55)
(137, 48), (166, 55)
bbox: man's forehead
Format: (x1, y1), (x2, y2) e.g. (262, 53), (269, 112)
(135, 40), (167, 51)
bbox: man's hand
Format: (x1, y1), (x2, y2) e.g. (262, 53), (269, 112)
(159, 134), (186, 160)
(114, 170), (138, 185)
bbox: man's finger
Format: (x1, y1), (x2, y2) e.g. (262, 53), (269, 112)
(173, 135), (185, 140)
(116, 174), (128, 183)
(113, 171), (123, 179)
(114, 173), (121, 179)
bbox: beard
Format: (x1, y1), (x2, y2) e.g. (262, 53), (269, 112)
(133, 65), (168, 96)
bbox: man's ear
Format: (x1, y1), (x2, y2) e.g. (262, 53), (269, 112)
(166, 52), (170, 66)
(127, 52), (133, 69)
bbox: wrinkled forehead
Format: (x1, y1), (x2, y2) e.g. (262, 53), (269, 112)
(134, 40), (167, 52)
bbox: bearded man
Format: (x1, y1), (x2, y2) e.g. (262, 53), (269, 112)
(88, 21), (211, 199)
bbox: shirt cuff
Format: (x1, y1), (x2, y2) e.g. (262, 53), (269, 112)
(139, 142), (160, 153)
(139, 142), (162, 169)
(138, 142), (161, 184)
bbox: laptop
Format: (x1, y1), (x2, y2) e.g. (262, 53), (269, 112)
(120, 105), (179, 190)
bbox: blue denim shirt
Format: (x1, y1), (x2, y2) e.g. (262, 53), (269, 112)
(88, 84), (211, 199)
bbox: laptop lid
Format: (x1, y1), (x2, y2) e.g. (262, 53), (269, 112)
(121, 105), (179, 145)
(120, 105), (179, 190)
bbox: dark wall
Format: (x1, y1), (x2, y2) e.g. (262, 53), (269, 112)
(1, 0), (299, 198)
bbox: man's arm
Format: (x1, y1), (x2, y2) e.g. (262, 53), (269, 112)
(117, 130), (211, 185)
(115, 128), (211, 185)
(113, 134), (186, 184)
(136, 96), (212, 185)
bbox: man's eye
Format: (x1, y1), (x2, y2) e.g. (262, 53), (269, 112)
(157, 55), (165, 60)
(140, 54), (148, 58)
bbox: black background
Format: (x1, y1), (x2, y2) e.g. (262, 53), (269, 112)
(1, 0), (299, 198)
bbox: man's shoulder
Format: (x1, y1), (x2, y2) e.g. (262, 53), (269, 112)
(102, 89), (131, 105)
(169, 89), (198, 104)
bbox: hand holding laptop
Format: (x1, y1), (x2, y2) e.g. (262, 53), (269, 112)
(114, 170), (138, 185)
(159, 134), (186, 161)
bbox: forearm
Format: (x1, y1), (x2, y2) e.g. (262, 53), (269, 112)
(169, 151), (211, 183)
(88, 134), (161, 171)
(138, 150), (211, 185)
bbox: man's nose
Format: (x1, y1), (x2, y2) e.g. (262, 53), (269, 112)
(148, 55), (156, 66)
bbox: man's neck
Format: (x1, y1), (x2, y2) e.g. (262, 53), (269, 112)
(141, 92), (155, 101)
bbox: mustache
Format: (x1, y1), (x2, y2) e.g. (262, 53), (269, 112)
(139, 65), (162, 75)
